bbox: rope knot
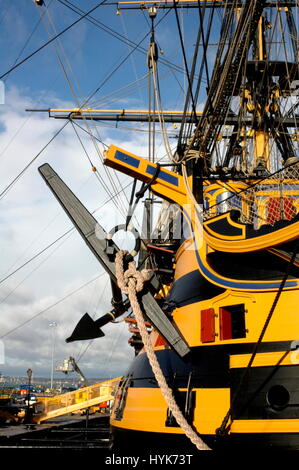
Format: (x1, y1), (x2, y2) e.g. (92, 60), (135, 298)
(115, 250), (150, 295)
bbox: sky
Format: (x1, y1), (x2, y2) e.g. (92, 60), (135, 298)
(0, 0), (204, 381)
(0, 1), (296, 382)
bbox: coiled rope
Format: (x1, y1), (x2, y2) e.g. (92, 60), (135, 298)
(115, 250), (210, 451)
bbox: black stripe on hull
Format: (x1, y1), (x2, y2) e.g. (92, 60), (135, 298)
(125, 342), (293, 389)
(111, 425), (202, 453)
(231, 364), (299, 420)
(163, 269), (225, 311)
(111, 426), (299, 452)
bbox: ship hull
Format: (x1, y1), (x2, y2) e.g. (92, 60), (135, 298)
(111, 426), (299, 452)
(110, 341), (299, 451)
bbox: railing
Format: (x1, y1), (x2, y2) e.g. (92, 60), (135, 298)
(33, 377), (120, 423)
(203, 161), (299, 228)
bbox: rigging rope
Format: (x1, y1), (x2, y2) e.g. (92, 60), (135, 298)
(0, 272), (106, 340)
(37, 1), (131, 220)
(0, 0), (109, 81)
(0, 120), (69, 201)
(115, 250), (210, 451)
(57, 0), (194, 78)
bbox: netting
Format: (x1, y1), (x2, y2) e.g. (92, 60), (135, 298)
(203, 161), (299, 229)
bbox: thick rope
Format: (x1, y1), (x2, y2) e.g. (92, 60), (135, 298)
(115, 250), (210, 451)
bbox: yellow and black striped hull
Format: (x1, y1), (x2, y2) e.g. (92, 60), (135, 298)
(111, 341), (299, 450)
(110, 231), (299, 451)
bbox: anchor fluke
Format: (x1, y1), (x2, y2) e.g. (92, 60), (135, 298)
(66, 312), (105, 343)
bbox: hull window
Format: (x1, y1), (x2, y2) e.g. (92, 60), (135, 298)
(219, 304), (246, 340)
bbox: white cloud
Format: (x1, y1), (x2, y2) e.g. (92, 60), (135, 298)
(0, 86), (143, 378)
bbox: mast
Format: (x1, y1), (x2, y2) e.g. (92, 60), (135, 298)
(30, 1), (299, 180)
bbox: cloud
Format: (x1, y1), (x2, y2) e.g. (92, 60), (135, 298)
(0, 86), (141, 378)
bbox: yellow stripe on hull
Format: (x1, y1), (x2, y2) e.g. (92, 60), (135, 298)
(111, 387), (230, 435)
(231, 419), (299, 433)
(204, 218), (299, 253)
(230, 350), (297, 368)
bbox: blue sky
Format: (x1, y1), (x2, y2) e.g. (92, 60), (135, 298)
(1, 0), (295, 381)
(0, 1), (297, 381)
(0, 0), (201, 111)
(0, 0), (206, 380)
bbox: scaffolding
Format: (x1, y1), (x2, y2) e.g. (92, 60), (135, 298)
(33, 377), (120, 423)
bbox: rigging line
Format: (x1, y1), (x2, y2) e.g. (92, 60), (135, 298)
(100, 321), (130, 379)
(88, 72), (150, 107)
(75, 277), (110, 363)
(41, 0), (116, 196)
(0, 0), (109, 81)
(45, 0), (118, 171)
(69, 39), (176, 214)
(0, 70), (63, 162)
(0, 229), (75, 307)
(177, 2), (208, 149)
(70, 117), (109, 148)
(0, 120), (69, 201)
(187, 0), (239, 154)
(71, 119), (108, 147)
(221, 15), (254, 165)
(0, 158), (93, 285)
(75, 119), (180, 137)
(184, 2), (216, 147)
(0, 272), (106, 340)
(40, 1), (84, 107)
(197, 0), (210, 89)
(70, 120), (129, 217)
(0, 114), (35, 161)
(208, 1), (264, 157)
(120, 11), (145, 105)
(239, 8), (282, 165)
(80, 8), (172, 109)
(149, 50), (153, 163)
(173, 1), (198, 124)
(217, 239), (299, 436)
(70, 120), (129, 219)
(248, 5), (297, 166)
(0, 227), (73, 288)
(152, 58), (173, 161)
(0, 179), (134, 287)
(206, 0), (237, 91)
(57, 0), (143, 49)
(277, 6), (299, 143)
(3, 0), (54, 84)
(90, 68), (176, 110)
(76, 121), (182, 138)
(41, 2), (151, 210)
(70, 120), (97, 167)
(57, 0), (196, 78)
